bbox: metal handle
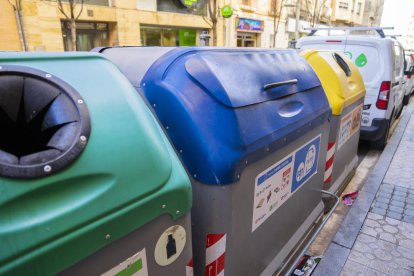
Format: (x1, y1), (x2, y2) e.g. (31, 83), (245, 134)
(333, 53), (351, 77)
(284, 190), (340, 276)
(263, 79), (298, 91)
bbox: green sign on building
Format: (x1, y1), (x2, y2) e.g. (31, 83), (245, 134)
(181, 0), (198, 8)
(221, 5), (233, 18)
(179, 29), (197, 46)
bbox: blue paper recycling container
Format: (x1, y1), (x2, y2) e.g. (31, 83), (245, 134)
(97, 47), (332, 275)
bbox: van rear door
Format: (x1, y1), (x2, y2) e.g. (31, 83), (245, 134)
(343, 41), (386, 127)
(392, 41), (405, 113)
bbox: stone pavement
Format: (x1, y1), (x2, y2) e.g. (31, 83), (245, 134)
(313, 102), (414, 276)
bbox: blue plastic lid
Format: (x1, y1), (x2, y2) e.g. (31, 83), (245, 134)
(101, 47), (331, 185)
(185, 51), (320, 107)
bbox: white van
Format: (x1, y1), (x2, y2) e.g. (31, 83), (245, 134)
(297, 28), (407, 149)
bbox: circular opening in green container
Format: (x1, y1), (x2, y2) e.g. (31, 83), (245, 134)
(0, 65), (91, 179)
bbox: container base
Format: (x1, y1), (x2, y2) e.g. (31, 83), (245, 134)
(260, 201), (325, 276)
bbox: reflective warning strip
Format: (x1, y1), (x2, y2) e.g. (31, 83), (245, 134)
(324, 142), (335, 183)
(205, 234), (226, 276)
(186, 259), (194, 276)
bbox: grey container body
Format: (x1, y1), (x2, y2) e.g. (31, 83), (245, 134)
(191, 122), (329, 276)
(325, 99), (364, 194)
(61, 214), (192, 276)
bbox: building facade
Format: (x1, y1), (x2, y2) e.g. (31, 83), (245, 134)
(1, 0), (23, 51)
(361, 0), (384, 26)
(1, 0), (290, 50)
(284, 0), (333, 40)
(1, 0), (380, 51)
(222, 0), (288, 48)
(329, 0), (366, 26)
(404, 14), (414, 51)
(282, 0), (372, 45)
(2, 0), (214, 52)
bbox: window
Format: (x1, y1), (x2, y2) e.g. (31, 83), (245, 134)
(344, 45), (381, 82)
(237, 33), (257, 47)
(357, 2), (362, 15)
(140, 26), (162, 46)
(338, 1), (348, 9)
(140, 26), (198, 46)
(61, 21), (109, 51)
(162, 28), (179, 46)
(394, 44), (403, 77)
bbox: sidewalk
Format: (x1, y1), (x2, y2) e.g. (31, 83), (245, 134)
(314, 101), (414, 276)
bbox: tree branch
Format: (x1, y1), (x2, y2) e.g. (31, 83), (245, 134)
(75, 0), (84, 20)
(57, 0), (70, 19)
(208, 0), (215, 21)
(7, 0), (17, 10)
(69, 0), (75, 19)
(276, 0), (286, 31)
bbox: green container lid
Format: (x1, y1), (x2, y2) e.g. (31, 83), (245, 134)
(0, 53), (191, 275)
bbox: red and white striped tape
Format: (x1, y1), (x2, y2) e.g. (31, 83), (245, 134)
(205, 234), (226, 276)
(324, 142), (336, 183)
(186, 258), (193, 276)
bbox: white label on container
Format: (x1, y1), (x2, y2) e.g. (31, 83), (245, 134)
(337, 104), (363, 150)
(102, 248), (148, 276)
(154, 225), (187, 266)
(252, 135), (321, 232)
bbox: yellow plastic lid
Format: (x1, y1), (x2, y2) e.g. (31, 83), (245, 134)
(301, 50), (366, 115)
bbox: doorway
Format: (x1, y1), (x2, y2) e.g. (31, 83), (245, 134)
(237, 33), (257, 47)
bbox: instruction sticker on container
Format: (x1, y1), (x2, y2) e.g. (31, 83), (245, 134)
(252, 135), (321, 232)
(337, 104), (363, 150)
(102, 248), (149, 276)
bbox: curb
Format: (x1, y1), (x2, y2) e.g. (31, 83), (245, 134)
(313, 101), (414, 276)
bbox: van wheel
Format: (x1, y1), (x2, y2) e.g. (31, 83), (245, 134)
(403, 94), (410, 105)
(371, 121), (390, 150)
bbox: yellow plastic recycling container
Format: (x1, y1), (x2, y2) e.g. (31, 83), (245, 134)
(301, 50), (366, 194)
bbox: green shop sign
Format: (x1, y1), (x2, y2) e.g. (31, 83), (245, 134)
(180, 0), (198, 8)
(221, 5), (233, 18)
(179, 29), (197, 46)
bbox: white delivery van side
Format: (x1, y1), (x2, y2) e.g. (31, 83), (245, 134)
(297, 35), (405, 149)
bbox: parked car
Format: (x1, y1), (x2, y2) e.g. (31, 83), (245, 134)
(297, 28), (406, 149)
(403, 52), (414, 105)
